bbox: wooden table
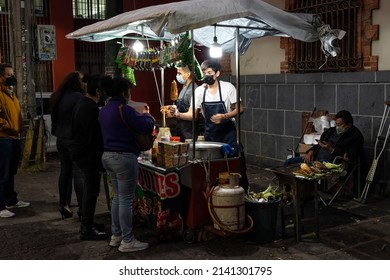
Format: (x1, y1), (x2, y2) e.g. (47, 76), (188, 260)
(266, 164), (320, 242)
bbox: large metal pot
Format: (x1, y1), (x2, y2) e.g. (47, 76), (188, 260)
(188, 141), (226, 160)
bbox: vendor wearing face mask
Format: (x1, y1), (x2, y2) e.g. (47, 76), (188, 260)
(303, 110), (364, 163)
(172, 58), (249, 192)
(175, 64), (199, 142)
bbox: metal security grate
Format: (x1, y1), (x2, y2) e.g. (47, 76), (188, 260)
(34, 0), (47, 16)
(0, 0), (46, 16)
(75, 39), (105, 74)
(285, 0), (363, 72)
(0, 1), (52, 91)
(0, 1), (5, 13)
(73, 0), (106, 19)
(0, 12), (11, 63)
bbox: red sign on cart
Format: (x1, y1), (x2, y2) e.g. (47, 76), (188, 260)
(138, 167), (180, 199)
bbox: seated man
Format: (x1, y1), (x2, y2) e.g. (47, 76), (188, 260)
(286, 110), (364, 197)
(287, 110), (364, 164)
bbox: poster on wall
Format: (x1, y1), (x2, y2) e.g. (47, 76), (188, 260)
(37, 25), (57, 61)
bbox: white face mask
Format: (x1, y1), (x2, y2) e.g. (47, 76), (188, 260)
(336, 125), (347, 134)
(176, 74), (186, 85)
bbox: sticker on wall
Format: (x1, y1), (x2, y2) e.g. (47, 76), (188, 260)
(37, 25), (57, 61)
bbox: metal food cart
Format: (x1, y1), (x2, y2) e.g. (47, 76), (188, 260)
(103, 155), (240, 241)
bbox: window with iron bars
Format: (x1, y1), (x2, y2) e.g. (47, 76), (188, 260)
(34, 0), (46, 16)
(73, 0), (106, 19)
(0, 0), (5, 13)
(1, 0), (47, 65)
(0, 0), (46, 15)
(72, 0), (106, 74)
(282, 0), (378, 73)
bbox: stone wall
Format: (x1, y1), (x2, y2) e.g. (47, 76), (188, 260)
(225, 71), (390, 195)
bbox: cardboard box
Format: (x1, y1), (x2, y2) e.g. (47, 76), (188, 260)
(156, 153), (179, 169)
(158, 141), (180, 155)
(298, 143), (312, 154)
(178, 154), (188, 166)
(179, 142), (190, 155)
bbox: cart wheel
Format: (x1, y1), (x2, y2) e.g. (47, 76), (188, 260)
(201, 230), (215, 241)
(183, 229), (196, 244)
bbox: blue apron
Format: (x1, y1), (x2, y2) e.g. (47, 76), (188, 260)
(202, 80), (237, 148)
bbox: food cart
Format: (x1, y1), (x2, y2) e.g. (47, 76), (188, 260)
(134, 160), (187, 241)
(103, 141), (241, 241)
(134, 155), (240, 241)
(68, 0), (345, 241)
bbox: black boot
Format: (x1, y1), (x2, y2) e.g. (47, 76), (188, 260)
(77, 208), (83, 222)
(80, 226), (107, 240)
(77, 209), (104, 231)
(93, 223), (106, 232)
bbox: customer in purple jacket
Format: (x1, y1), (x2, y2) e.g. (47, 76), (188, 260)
(99, 77), (154, 253)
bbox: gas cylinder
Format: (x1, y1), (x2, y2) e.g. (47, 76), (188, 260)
(211, 185), (245, 231)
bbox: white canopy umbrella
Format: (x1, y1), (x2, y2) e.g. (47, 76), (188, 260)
(66, 0), (344, 56)
(67, 0), (345, 148)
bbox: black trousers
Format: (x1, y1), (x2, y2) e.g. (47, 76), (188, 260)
(74, 159), (101, 229)
(0, 137), (21, 210)
(56, 138), (83, 208)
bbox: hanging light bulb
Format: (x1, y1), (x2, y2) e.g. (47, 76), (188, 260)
(132, 39), (144, 52)
(209, 25), (222, 58)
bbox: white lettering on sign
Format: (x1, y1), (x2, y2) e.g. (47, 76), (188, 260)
(138, 167), (180, 199)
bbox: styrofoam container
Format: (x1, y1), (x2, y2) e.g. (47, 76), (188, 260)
(303, 133), (321, 144)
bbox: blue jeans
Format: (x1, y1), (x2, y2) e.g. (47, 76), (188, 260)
(101, 152), (138, 243)
(0, 137), (21, 210)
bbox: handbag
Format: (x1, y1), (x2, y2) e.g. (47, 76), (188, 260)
(118, 104), (155, 151)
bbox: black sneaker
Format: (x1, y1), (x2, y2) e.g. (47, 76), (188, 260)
(93, 223), (105, 232)
(80, 227), (107, 240)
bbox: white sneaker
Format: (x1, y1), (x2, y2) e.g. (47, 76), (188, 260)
(0, 209), (16, 218)
(6, 200), (30, 209)
(109, 235), (122, 247)
(118, 239), (149, 252)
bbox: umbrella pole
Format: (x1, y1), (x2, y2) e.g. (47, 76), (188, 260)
(235, 27), (241, 155)
(191, 29), (196, 159)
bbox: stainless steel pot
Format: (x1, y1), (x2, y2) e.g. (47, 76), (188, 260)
(188, 141), (226, 160)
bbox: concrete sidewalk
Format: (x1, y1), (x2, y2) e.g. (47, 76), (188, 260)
(1, 154), (390, 260)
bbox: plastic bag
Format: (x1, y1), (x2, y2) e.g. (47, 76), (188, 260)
(221, 144), (236, 157)
(310, 115), (330, 133)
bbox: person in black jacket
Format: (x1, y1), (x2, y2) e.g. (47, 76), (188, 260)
(49, 71), (84, 219)
(285, 110), (364, 195)
(70, 74), (108, 240)
(286, 110), (364, 164)
(303, 110), (364, 164)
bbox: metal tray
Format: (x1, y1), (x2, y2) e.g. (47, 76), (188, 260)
(188, 141), (226, 160)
